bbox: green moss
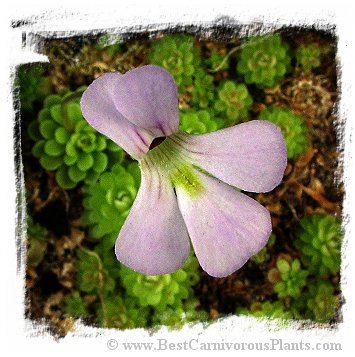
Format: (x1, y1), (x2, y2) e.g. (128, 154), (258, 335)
(295, 214), (342, 276)
(237, 34), (291, 88)
(260, 106), (309, 159)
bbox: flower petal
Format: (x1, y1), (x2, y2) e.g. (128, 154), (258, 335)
(176, 171), (271, 278)
(112, 65), (179, 137)
(80, 72), (154, 160)
(172, 120), (287, 193)
(115, 165), (190, 275)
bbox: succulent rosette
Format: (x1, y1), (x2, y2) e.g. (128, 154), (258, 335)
(296, 44), (322, 72)
(237, 34), (291, 88)
(80, 65), (287, 278)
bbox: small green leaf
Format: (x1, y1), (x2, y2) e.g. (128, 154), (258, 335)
(32, 140), (45, 158)
(101, 203), (117, 220)
(126, 162), (141, 187)
(291, 259), (301, 271)
(68, 165), (87, 183)
(84, 170), (100, 184)
(54, 127), (70, 144)
(39, 120), (58, 139)
(274, 282), (286, 295)
(65, 142), (78, 157)
(28, 121), (41, 141)
(214, 100), (226, 112)
(277, 259), (290, 274)
(63, 154), (77, 166)
(56, 167), (77, 189)
(92, 152), (108, 173)
(40, 155), (63, 170)
(65, 291), (87, 318)
(50, 104), (63, 125)
(38, 108), (52, 122)
(96, 136), (107, 151)
(43, 94), (61, 108)
(77, 152), (94, 171)
(79, 270), (99, 292)
(44, 139), (65, 157)
(106, 139), (121, 152)
(67, 102), (83, 122)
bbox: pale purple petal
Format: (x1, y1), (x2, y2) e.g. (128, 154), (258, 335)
(115, 165), (190, 275)
(112, 65), (179, 137)
(171, 120), (287, 193)
(80, 72), (154, 160)
(176, 171), (271, 278)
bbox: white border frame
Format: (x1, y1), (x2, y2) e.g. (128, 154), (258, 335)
(2, 1), (354, 356)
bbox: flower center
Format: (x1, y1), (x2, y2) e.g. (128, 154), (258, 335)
(141, 134), (204, 198)
(149, 136), (166, 150)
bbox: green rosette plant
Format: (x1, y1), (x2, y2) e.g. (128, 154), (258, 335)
(237, 34), (291, 88)
(17, 63), (51, 114)
(153, 298), (208, 328)
(97, 296), (149, 329)
(295, 214), (341, 276)
(206, 49), (229, 72)
(64, 291), (88, 318)
(214, 81), (253, 124)
(179, 110), (222, 134)
(274, 259), (308, 298)
(191, 70), (216, 109)
(238, 301), (292, 319)
(149, 34), (200, 92)
(28, 89), (123, 189)
(296, 44), (322, 72)
(26, 216), (48, 267)
(76, 248), (116, 294)
(119, 255), (200, 311)
(259, 106), (309, 159)
(305, 281), (338, 322)
(68, 248), (149, 328)
(83, 163), (140, 247)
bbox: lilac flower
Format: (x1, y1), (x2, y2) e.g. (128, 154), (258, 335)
(80, 65), (287, 278)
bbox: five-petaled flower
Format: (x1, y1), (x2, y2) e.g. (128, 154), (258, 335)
(80, 65), (287, 278)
